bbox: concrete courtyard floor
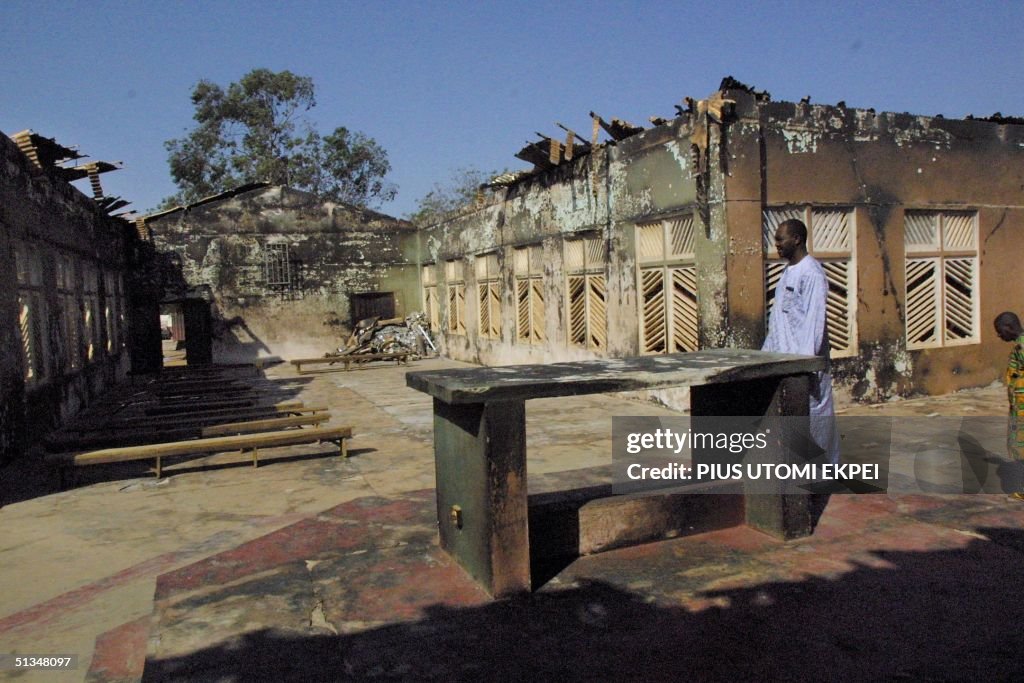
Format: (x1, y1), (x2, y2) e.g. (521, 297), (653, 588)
(1, 357), (1023, 681)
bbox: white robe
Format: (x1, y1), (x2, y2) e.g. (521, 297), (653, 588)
(762, 255), (840, 463)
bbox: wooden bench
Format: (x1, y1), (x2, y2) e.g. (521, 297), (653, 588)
(200, 413), (331, 437)
(64, 403), (325, 434)
(46, 412), (332, 451)
(291, 352), (411, 374)
(129, 363), (260, 384)
(151, 379), (244, 393)
(143, 398), (258, 416)
(154, 385), (252, 400)
(406, 349), (824, 597)
(48, 426), (353, 486)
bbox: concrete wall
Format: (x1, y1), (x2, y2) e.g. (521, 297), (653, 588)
(423, 152), (613, 366)
(422, 87), (1024, 403)
(0, 131), (134, 462)
(147, 186), (419, 362)
(421, 119), (707, 373)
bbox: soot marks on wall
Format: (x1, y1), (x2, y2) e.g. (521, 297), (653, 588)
(145, 185), (418, 361)
(422, 81), (1024, 403)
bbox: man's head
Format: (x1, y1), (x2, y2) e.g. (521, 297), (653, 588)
(774, 218), (808, 264)
(995, 311), (1023, 342)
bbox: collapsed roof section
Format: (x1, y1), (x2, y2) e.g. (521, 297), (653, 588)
(9, 129), (129, 216)
(488, 74), (1024, 196)
(495, 76), (759, 187)
(11, 129), (82, 167)
(137, 182), (273, 238)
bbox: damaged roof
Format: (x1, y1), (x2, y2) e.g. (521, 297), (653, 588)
(142, 182), (272, 221)
(57, 160), (123, 183)
(9, 129), (130, 216)
(496, 73), (1024, 194)
(142, 183), (413, 230)
(10, 129), (83, 169)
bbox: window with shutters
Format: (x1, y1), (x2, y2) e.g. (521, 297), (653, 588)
(565, 236), (607, 350)
(15, 242), (48, 383)
(637, 215), (698, 354)
(445, 259), (466, 335)
(475, 253), (502, 339)
(514, 245), (545, 344)
(422, 264), (440, 330)
(763, 207), (858, 359)
(903, 210), (979, 349)
(56, 253), (81, 372)
(103, 270), (126, 354)
(263, 243), (291, 286)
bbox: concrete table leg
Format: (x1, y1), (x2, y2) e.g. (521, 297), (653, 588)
(432, 398), (530, 597)
(691, 375), (813, 540)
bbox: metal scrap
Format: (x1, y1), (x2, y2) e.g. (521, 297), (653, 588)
(333, 312), (436, 357)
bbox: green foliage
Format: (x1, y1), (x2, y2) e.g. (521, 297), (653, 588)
(164, 69), (396, 208)
(407, 166), (504, 225)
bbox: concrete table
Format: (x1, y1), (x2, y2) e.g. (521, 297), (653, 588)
(406, 349), (824, 597)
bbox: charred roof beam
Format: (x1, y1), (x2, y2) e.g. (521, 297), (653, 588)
(10, 129), (84, 170)
(589, 112), (645, 141)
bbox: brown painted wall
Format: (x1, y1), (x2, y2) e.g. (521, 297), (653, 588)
(721, 92), (1024, 399)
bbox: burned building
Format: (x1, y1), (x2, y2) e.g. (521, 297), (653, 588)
(143, 185), (420, 363)
(420, 80), (1024, 403)
(0, 129), (145, 462)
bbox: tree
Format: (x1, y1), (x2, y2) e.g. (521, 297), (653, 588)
(407, 166), (504, 225)
(163, 69), (396, 208)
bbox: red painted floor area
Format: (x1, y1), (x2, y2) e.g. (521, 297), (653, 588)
(120, 488), (1024, 682)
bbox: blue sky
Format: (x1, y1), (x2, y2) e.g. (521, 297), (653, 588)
(2, 1), (1022, 217)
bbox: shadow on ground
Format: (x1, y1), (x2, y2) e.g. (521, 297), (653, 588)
(143, 527), (1024, 682)
(0, 372), (318, 506)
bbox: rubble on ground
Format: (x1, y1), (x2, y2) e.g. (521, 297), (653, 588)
(331, 312), (436, 357)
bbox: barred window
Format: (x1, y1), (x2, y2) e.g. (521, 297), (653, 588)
(637, 215), (698, 354)
(565, 236), (607, 350)
(514, 245), (545, 344)
(763, 207), (858, 359)
(263, 243), (291, 286)
(445, 259), (466, 335)
(475, 253), (501, 339)
(904, 210), (978, 348)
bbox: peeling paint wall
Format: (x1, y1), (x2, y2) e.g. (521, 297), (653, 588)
(421, 119), (709, 411)
(147, 186), (419, 362)
(723, 89), (1024, 400)
(425, 88), (1024, 404)
(421, 123), (706, 377)
(0, 130), (134, 461)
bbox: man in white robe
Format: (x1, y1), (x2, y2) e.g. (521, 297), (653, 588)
(762, 218), (840, 464)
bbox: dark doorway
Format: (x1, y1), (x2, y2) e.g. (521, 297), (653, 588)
(182, 299), (213, 365)
(129, 301), (163, 374)
(351, 292), (395, 324)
